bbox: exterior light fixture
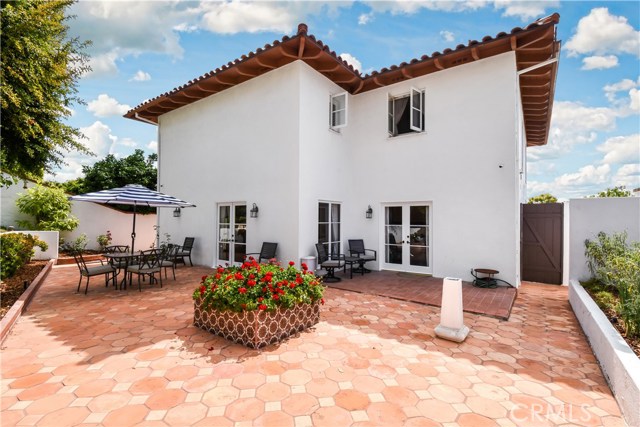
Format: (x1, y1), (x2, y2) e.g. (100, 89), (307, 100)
(250, 203), (259, 218)
(173, 208), (181, 218)
(365, 205), (373, 219)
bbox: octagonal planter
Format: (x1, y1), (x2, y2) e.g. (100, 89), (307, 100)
(193, 300), (320, 349)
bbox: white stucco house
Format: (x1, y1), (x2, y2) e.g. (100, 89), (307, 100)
(125, 14), (560, 287)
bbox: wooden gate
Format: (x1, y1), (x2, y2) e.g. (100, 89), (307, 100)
(521, 203), (563, 284)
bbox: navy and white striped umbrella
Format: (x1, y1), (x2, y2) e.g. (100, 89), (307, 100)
(69, 184), (195, 252)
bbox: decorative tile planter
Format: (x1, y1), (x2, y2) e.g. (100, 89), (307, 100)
(193, 300), (320, 349)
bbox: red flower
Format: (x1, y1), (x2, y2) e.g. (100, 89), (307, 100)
(321, 298), (325, 305)
(217, 267), (225, 273)
(238, 287), (247, 294)
(258, 297), (264, 302)
(273, 294), (280, 300)
(249, 274), (255, 279)
(259, 304), (267, 311)
(215, 273), (222, 280)
(241, 303), (247, 309)
(199, 285), (206, 295)
(247, 280), (256, 287)
(234, 272), (244, 280)
(301, 263), (308, 271)
(289, 261), (295, 266)
(201, 275), (208, 282)
(226, 274), (233, 281)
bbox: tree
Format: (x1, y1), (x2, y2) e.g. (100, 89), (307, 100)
(71, 150), (158, 194)
(590, 186), (632, 198)
(528, 193), (558, 204)
(0, 0), (91, 183)
(16, 184), (79, 231)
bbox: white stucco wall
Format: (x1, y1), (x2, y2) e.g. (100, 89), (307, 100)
(63, 202), (157, 251)
(156, 54), (522, 284)
(158, 61), (302, 266)
(568, 197), (640, 281)
(0, 176), (37, 229)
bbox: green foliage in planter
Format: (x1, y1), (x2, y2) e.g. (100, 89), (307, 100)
(194, 259), (325, 313)
(16, 185), (79, 232)
(0, 233), (48, 280)
(585, 231), (640, 338)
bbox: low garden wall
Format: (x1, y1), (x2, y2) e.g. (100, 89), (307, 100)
(569, 280), (640, 427)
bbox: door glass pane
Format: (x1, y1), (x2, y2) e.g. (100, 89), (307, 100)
(331, 223), (340, 242)
(219, 225), (230, 242)
(386, 207), (402, 225)
(409, 226), (426, 245)
(331, 242), (340, 256)
(219, 206), (230, 224)
(318, 224), (328, 243)
(318, 203), (329, 222)
(235, 205), (246, 224)
(234, 244), (246, 263)
(410, 206), (427, 226)
(331, 204), (340, 222)
(219, 243), (230, 262)
(386, 226), (402, 244)
(386, 244), (402, 264)
(235, 226), (246, 244)
(410, 246), (428, 267)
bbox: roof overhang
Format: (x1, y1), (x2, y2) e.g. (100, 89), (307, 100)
(125, 15), (560, 147)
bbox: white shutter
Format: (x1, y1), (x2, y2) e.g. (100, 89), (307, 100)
(409, 87), (423, 132)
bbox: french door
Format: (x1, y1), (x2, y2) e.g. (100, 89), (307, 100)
(217, 203), (247, 266)
(382, 203), (432, 274)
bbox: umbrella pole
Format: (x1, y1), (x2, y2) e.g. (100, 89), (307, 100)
(131, 204), (137, 253)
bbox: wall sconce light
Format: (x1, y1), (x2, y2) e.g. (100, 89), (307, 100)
(173, 208), (181, 218)
(250, 203), (259, 218)
(365, 205), (373, 219)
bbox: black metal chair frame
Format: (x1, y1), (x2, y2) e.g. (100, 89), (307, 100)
(160, 245), (178, 280)
(72, 251), (117, 294)
(127, 249), (163, 291)
(104, 245), (130, 270)
(348, 239), (377, 273)
(316, 243), (345, 283)
(175, 237), (195, 266)
(246, 242), (278, 263)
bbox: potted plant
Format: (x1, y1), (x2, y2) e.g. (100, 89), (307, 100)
(193, 258), (325, 348)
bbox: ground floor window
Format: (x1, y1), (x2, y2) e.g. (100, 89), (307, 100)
(318, 202), (341, 256)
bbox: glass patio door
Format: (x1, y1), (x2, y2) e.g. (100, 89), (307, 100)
(217, 203), (247, 266)
(382, 203), (431, 274)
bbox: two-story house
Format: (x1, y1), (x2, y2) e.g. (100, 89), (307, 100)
(125, 14), (560, 286)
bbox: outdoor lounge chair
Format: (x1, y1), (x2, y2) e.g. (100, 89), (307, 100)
(246, 242), (278, 263)
(175, 237), (195, 266)
(72, 251), (117, 294)
(315, 243), (345, 283)
(127, 249), (163, 291)
(348, 239), (377, 273)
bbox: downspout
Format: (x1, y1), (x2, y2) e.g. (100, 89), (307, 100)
(134, 112), (157, 126)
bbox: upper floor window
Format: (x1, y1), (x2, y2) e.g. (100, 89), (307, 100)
(388, 87), (424, 137)
(330, 92), (347, 130)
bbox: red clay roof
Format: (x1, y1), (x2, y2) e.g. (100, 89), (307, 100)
(125, 15), (560, 146)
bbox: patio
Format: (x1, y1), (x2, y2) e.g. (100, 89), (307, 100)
(1, 264), (623, 426)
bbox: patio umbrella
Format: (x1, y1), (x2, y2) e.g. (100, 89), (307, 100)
(69, 184), (196, 252)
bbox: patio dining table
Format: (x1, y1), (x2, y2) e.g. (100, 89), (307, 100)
(103, 252), (139, 290)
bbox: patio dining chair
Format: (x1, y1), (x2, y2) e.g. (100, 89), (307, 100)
(127, 249), (163, 291)
(246, 242), (278, 263)
(72, 251), (117, 294)
(315, 243), (345, 283)
(175, 237), (195, 266)
(160, 244), (179, 280)
(104, 245), (130, 269)
(348, 239), (377, 273)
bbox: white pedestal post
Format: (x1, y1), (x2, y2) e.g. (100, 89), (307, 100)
(434, 277), (469, 342)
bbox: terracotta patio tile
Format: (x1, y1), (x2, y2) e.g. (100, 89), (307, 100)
(457, 413), (499, 427)
(24, 393), (75, 415)
(193, 416), (234, 427)
(8, 373), (51, 389)
(16, 383), (62, 402)
(224, 397), (264, 422)
(281, 369), (312, 386)
(465, 396), (508, 419)
(256, 382), (291, 401)
(366, 401), (407, 425)
(86, 391), (132, 412)
(101, 404), (149, 427)
(130, 377), (169, 395)
(415, 399), (458, 422)
(163, 402), (207, 426)
(144, 389), (186, 410)
(254, 410), (295, 427)
(311, 406), (353, 427)
(2, 364), (44, 379)
(281, 393), (319, 416)
(201, 385), (239, 407)
(74, 379), (116, 398)
(36, 407), (90, 427)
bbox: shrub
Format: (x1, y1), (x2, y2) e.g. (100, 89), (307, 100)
(585, 231), (640, 338)
(194, 258), (325, 313)
(96, 231), (112, 250)
(16, 185), (79, 232)
(61, 234), (88, 253)
(0, 233), (48, 279)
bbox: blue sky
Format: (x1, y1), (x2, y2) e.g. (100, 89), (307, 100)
(52, 1), (640, 200)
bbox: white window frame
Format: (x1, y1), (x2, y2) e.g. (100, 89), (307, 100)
(330, 92), (348, 130)
(388, 88), (425, 137)
(409, 87), (423, 132)
(318, 201), (341, 256)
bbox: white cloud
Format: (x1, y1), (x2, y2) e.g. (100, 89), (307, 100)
(147, 141), (158, 152)
(597, 134), (640, 165)
(440, 30), (454, 42)
(613, 163), (640, 190)
(130, 70), (151, 82)
(630, 88), (639, 112)
(85, 50), (120, 78)
(494, 0), (558, 21)
(339, 52), (362, 73)
(80, 121), (117, 158)
(198, 1), (296, 34)
(581, 55), (619, 70)
(565, 8), (640, 58)
(528, 164), (611, 199)
(603, 78), (638, 102)
(359, 12), (373, 25)
(87, 94), (131, 118)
